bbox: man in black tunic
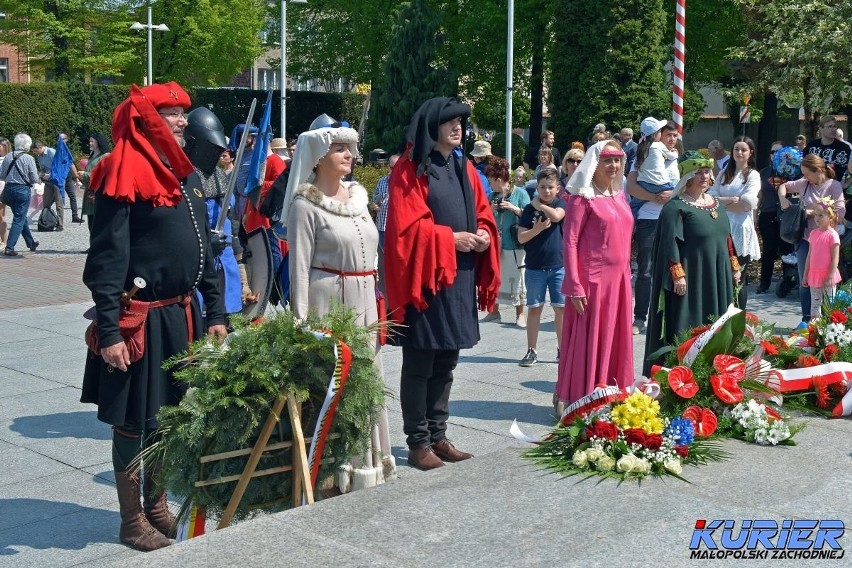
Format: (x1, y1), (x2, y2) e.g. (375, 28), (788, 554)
(385, 97), (501, 470)
(81, 82), (226, 551)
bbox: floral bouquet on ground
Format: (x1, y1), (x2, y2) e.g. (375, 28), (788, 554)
(524, 391), (729, 482)
(650, 305), (804, 446)
(754, 286), (852, 416)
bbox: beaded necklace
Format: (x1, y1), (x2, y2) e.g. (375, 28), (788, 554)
(680, 193), (720, 219)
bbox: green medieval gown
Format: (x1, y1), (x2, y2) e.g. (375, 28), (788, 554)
(642, 196), (735, 376)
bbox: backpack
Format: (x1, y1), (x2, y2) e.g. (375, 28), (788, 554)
(37, 208), (59, 232)
(259, 168), (290, 223)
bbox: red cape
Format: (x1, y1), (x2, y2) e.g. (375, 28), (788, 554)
(244, 153), (287, 233)
(384, 148), (500, 322)
(90, 85), (195, 207)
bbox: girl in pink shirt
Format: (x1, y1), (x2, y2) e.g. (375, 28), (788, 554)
(803, 197), (841, 319)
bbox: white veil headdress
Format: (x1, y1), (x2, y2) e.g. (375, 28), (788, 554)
(564, 140), (626, 199)
(276, 125), (359, 230)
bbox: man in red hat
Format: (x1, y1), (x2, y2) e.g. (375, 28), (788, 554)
(81, 81), (226, 551)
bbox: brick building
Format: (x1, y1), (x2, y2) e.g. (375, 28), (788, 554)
(0, 12), (29, 83)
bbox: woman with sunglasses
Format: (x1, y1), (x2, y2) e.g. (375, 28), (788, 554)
(558, 149), (584, 199)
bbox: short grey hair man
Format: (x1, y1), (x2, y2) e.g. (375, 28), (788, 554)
(14, 132), (33, 152)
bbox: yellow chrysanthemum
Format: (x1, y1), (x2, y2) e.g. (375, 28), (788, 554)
(611, 392), (663, 434)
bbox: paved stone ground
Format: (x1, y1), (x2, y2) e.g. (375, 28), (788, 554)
(1, 203), (849, 567)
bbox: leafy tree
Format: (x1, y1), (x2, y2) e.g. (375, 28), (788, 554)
(146, 0), (267, 86)
(284, 1), (549, 141)
(549, 1), (670, 143)
(727, 0), (852, 135)
(367, 0), (452, 152)
(0, 0), (139, 81)
(282, 0), (396, 87)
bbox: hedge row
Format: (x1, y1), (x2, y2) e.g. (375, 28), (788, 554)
(0, 83), (366, 155)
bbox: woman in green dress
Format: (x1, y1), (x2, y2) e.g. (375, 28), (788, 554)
(642, 154), (742, 376)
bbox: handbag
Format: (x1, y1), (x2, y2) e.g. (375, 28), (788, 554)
(84, 293), (191, 365)
(0, 154), (28, 204)
(85, 299), (150, 364)
(779, 183), (810, 244)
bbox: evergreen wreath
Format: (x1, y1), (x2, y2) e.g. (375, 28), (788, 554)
(141, 305), (386, 524)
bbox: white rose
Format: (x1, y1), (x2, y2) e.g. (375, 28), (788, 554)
(633, 458), (652, 474)
(585, 447), (605, 463)
(616, 454), (638, 473)
(597, 456), (616, 472)
(572, 450), (589, 468)
(664, 458), (683, 475)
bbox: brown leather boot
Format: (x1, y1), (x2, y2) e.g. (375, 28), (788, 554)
(407, 446), (445, 470)
(115, 472), (172, 551)
(143, 467), (177, 538)
(431, 439), (473, 462)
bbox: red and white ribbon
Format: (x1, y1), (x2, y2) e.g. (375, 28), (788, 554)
(306, 330), (354, 488)
(682, 304), (742, 366)
(767, 362), (852, 416)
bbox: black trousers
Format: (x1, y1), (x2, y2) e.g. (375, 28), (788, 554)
(65, 178), (79, 218)
(757, 211), (793, 291)
(400, 347), (459, 449)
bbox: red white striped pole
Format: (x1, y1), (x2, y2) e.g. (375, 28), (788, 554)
(672, 0), (686, 134)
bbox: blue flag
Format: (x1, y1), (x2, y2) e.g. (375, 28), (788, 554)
(243, 91), (273, 203)
(50, 135), (73, 199)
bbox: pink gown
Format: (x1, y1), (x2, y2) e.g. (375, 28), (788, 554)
(557, 191), (634, 404)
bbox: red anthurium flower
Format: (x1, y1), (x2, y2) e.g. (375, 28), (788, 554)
(623, 428), (647, 447)
(710, 373), (744, 404)
(824, 344), (840, 361)
(713, 354), (746, 382)
(760, 340), (779, 356)
(830, 310), (848, 324)
(667, 366), (699, 399)
(682, 406), (717, 437)
(677, 335), (698, 363)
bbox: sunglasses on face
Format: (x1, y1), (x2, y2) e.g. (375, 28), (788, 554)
(566, 159), (582, 165)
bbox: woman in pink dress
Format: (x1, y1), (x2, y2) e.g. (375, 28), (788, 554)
(555, 140), (634, 414)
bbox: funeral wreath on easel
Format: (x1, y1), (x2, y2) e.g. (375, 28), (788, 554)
(135, 306), (387, 527)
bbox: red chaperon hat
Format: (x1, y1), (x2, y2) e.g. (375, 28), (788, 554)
(90, 81), (195, 207)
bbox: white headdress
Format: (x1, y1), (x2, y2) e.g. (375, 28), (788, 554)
(276, 125), (359, 229)
(564, 140), (625, 199)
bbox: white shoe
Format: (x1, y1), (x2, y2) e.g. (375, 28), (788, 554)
(515, 314), (527, 328)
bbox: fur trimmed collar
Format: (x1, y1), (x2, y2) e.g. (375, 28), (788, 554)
(293, 181), (369, 216)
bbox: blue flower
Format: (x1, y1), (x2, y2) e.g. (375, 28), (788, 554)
(665, 418), (695, 445)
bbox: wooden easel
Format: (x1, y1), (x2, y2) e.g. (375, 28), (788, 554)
(194, 390), (315, 529)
